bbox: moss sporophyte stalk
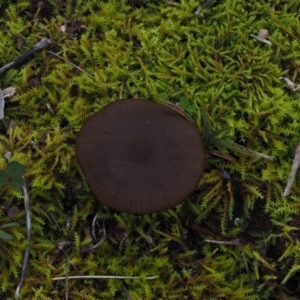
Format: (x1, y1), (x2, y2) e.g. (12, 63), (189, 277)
(0, 0), (300, 299)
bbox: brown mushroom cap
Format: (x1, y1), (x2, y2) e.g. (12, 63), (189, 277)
(76, 99), (205, 214)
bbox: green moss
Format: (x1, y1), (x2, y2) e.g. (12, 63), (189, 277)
(1, 0), (300, 299)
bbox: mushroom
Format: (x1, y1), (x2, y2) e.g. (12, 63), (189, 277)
(76, 99), (205, 214)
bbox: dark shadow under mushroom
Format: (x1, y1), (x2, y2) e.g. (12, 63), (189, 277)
(76, 99), (205, 214)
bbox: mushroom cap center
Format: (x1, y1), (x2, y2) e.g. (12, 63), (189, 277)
(128, 138), (153, 163)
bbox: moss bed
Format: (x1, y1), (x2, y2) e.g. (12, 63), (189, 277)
(1, 0), (300, 299)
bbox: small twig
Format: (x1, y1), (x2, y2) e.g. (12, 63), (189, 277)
(91, 212), (99, 242)
(48, 211), (62, 232)
(80, 238), (105, 253)
(283, 138), (300, 196)
(234, 144), (273, 160)
(52, 275), (159, 281)
(65, 257), (69, 300)
(194, 0), (214, 15)
(122, 284), (133, 300)
(118, 233), (128, 254)
(241, 252), (258, 295)
(80, 219), (106, 253)
(205, 239), (241, 245)
(65, 215), (71, 300)
(15, 181), (31, 300)
(50, 241), (73, 265)
(0, 88), (5, 119)
(0, 38), (51, 76)
(46, 103), (55, 115)
(247, 151), (273, 160)
(190, 224), (221, 240)
(249, 34), (272, 46)
(47, 51), (93, 78)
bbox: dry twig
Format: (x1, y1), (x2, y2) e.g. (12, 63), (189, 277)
(15, 181), (31, 299)
(205, 239), (241, 245)
(91, 212), (99, 242)
(65, 219), (71, 300)
(0, 38), (51, 75)
(52, 275), (159, 281)
(0, 88), (4, 120)
(283, 138), (300, 196)
(241, 252), (258, 295)
(80, 220), (106, 253)
(47, 51), (93, 78)
(234, 144), (273, 160)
